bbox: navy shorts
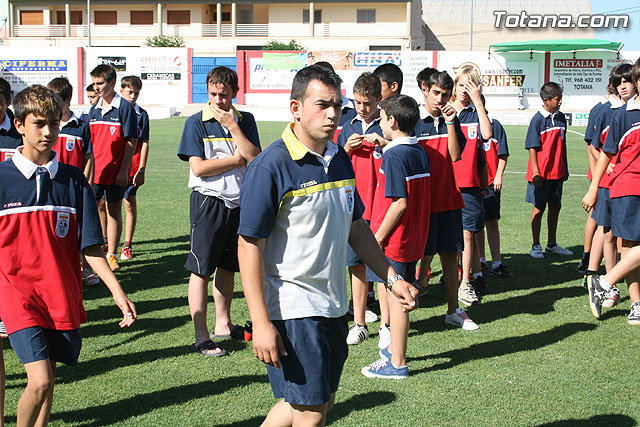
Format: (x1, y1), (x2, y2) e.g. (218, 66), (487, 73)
(185, 191), (240, 276)
(267, 315), (348, 406)
(592, 187), (612, 228)
(94, 183), (126, 203)
(611, 195), (640, 242)
(483, 185), (501, 221)
(9, 326), (82, 366)
(424, 209), (464, 256)
(366, 258), (417, 283)
(525, 179), (563, 209)
(123, 182), (138, 200)
(461, 188), (485, 232)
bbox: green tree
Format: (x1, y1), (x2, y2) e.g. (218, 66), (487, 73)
(262, 39), (305, 51)
(145, 35), (186, 47)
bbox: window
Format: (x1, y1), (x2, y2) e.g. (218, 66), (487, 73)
(94, 11), (117, 25)
(56, 11), (83, 25)
(131, 10), (153, 25)
(357, 9), (376, 24)
(167, 10), (190, 25)
(212, 12), (231, 22)
(302, 9), (322, 24)
(20, 10), (44, 25)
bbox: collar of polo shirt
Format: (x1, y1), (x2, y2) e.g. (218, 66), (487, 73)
(13, 147), (59, 179)
(281, 122), (338, 161)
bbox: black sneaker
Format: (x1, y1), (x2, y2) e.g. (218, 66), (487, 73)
(472, 276), (489, 296)
(577, 258), (589, 274)
(490, 264), (515, 278)
(480, 261), (489, 271)
(587, 275), (606, 319)
(367, 294), (377, 307)
(582, 270), (598, 289)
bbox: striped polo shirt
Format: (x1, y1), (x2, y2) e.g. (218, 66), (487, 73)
(239, 123), (364, 321)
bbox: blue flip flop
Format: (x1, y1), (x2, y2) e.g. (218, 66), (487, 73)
(190, 339), (228, 357)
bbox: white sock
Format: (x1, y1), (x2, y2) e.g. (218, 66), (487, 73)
(492, 261), (502, 269)
(480, 257), (486, 264)
(599, 277), (612, 291)
(473, 272), (483, 279)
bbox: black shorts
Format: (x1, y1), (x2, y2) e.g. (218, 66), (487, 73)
(461, 188), (485, 232)
(123, 182), (138, 200)
(592, 187), (611, 228)
(9, 326), (82, 366)
(526, 179), (563, 209)
(424, 209), (464, 256)
(94, 183), (126, 203)
(483, 185), (501, 221)
(185, 192), (240, 276)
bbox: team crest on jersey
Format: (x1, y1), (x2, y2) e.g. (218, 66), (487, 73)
(483, 141), (491, 151)
(66, 137), (76, 151)
(55, 212), (70, 238)
(345, 188), (354, 214)
(468, 125), (478, 140)
(110, 126), (117, 136)
(373, 146), (383, 160)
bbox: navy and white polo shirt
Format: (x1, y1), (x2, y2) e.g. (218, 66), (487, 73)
(88, 93), (138, 185)
(53, 114), (92, 170)
(524, 108), (567, 181)
(238, 123), (364, 321)
(177, 104), (261, 208)
(0, 149), (103, 335)
(0, 109), (22, 162)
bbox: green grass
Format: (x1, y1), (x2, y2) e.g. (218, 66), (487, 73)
(3, 119), (639, 426)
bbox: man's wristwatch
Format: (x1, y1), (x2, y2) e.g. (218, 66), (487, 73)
(386, 274), (404, 291)
(138, 168), (145, 174)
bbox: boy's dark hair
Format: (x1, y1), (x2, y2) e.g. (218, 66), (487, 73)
(90, 64), (117, 82)
(611, 63), (633, 90)
(206, 66), (239, 93)
(607, 67), (617, 95)
(540, 82), (562, 100)
(291, 64), (342, 102)
(121, 75), (143, 91)
(353, 72), (381, 98)
(416, 67), (437, 89)
(13, 85), (62, 123)
(86, 83), (95, 92)
(0, 77), (12, 103)
(427, 71), (454, 91)
(379, 95), (420, 133)
(633, 57), (640, 87)
(314, 61), (335, 73)
(47, 77), (73, 102)
(373, 63), (403, 92)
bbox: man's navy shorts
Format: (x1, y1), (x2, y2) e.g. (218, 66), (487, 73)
(9, 326), (82, 366)
(424, 209), (464, 256)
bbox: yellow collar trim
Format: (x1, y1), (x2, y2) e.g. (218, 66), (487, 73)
(202, 103), (243, 123)
(281, 123), (337, 161)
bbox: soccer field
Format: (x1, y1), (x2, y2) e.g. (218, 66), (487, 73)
(3, 118), (638, 426)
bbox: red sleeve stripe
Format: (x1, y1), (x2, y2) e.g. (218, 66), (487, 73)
(0, 205), (77, 217)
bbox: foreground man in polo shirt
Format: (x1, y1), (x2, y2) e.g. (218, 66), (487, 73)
(238, 65), (418, 426)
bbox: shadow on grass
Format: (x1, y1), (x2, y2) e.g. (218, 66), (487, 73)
(327, 391), (395, 423)
(218, 391), (396, 427)
(409, 322), (596, 375)
(538, 414), (636, 426)
(410, 285), (587, 336)
(51, 375), (269, 426)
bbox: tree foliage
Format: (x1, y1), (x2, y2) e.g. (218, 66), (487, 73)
(145, 35), (186, 48)
(262, 39), (305, 51)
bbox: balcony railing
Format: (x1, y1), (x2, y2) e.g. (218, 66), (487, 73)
(12, 22), (406, 39)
